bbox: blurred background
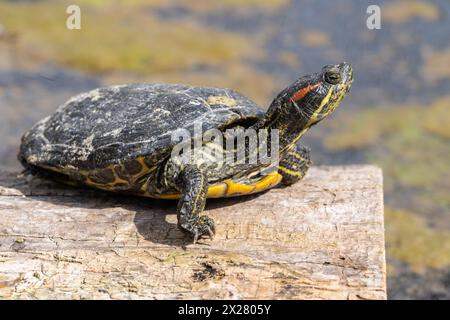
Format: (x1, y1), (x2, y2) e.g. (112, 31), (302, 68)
(0, 0), (449, 299)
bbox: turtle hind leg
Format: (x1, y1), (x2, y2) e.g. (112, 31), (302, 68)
(278, 145), (312, 186)
(176, 165), (214, 243)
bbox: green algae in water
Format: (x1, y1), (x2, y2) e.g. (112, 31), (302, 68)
(385, 207), (450, 272)
(324, 101), (450, 189)
(423, 96), (450, 139)
(0, 1), (262, 74)
(325, 101), (450, 271)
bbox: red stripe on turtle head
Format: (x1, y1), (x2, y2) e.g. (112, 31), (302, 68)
(290, 82), (322, 103)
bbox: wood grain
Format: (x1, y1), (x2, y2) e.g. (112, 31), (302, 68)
(0, 165), (386, 299)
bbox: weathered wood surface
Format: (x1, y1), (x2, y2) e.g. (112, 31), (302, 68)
(0, 165), (386, 300)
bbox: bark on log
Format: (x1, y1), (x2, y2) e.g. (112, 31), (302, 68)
(0, 165), (386, 299)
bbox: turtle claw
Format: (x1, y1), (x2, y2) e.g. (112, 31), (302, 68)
(182, 215), (215, 244)
(193, 232), (199, 244)
(207, 226), (215, 239)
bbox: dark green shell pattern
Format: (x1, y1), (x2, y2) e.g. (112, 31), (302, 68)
(19, 84), (265, 171)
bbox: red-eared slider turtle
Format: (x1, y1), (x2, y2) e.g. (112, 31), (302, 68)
(19, 63), (353, 242)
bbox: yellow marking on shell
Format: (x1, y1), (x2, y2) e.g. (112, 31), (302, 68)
(252, 171), (283, 193)
(109, 174), (129, 185)
(131, 156), (154, 182)
(149, 193), (181, 200)
(223, 179), (256, 196)
(206, 95), (237, 107)
(88, 157), (155, 191)
(278, 165), (304, 177)
(206, 182), (228, 198)
(135, 156), (149, 170)
(40, 156), (157, 193)
(146, 171), (282, 200)
(85, 164), (129, 189)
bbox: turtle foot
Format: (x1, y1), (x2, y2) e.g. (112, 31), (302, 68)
(181, 215), (215, 244)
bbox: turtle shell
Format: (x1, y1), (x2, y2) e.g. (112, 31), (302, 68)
(19, 84), (264, 171)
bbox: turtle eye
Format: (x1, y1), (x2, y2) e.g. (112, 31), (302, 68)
(324, 71), (341, 85)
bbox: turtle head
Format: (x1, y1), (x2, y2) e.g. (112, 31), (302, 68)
(288, 62), (352, 126)
(268, 62), (353, 130)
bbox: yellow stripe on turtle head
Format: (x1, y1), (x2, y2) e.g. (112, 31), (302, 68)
(306, 85), (333, 127)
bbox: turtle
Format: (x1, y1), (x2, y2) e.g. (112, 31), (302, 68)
(18, 62), (353, 243)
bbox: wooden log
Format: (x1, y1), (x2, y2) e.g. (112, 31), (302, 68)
(0, 165), (386, 299)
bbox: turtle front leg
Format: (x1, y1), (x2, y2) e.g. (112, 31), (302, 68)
(278, 145), (312, 186)
(176, 165), (215, 243)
